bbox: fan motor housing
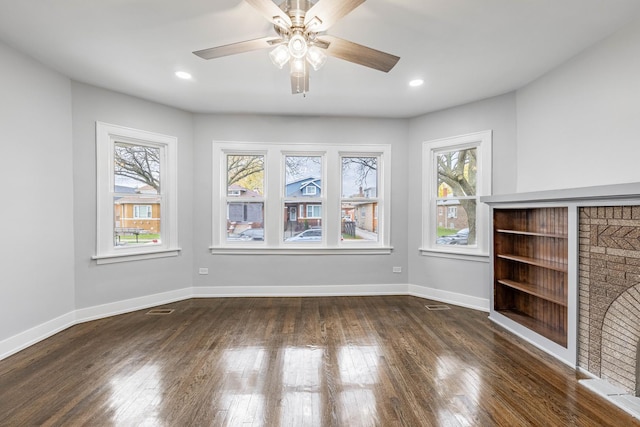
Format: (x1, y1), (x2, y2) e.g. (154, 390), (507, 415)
(280, 0), (314, 26)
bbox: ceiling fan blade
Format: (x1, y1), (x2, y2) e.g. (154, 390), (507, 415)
(193, 37), (282, 60)
(290, 60), (309, 94)
(245, 0), (292, 27)
(304, 0), (365, 32)
(322, 35), (400, 72)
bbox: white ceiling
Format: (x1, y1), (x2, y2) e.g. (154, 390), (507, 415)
(1, 0), (639, 118)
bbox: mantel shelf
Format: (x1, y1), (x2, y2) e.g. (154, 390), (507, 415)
(496, 279), (567, 306)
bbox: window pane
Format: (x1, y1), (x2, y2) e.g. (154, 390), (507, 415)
(112, 143), (162, 248)
(114, 196), (161, 247)
(341, 157), (378, 242)
(227, 202), (264, 241)
(341, 202), (378, 242)
(342, 157), (377, 198)
(284, 156), (322, 242)
(114, 143), (160, 194)
(434, 200), (476, 246)
(226, 155), (264, 242)
(284, 156), (321, 198)
(227, 155), (264, 195)
(436, 148), (476, 198)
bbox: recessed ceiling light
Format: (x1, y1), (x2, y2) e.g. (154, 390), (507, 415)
(409, 79), (424, 87)
(175, 71), (192, 80)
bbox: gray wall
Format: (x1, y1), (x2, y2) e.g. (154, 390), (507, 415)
(71, 82), (195, 309)
(0, 41), (75, 340)
(516, 15), (640, 192)
(407, 93), (518, 302)
(3, 10), (639, 346)
(192, 114), (410, 289)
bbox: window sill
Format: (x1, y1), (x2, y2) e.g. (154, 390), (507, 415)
(92, 248), (181, 265)
(419, 247), (489, 263)
(210, 246), (393, 255)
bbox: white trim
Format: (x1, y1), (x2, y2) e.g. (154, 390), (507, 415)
(408, 284), (489, 312)
(213, 141), (391, 251)
(488, 311), (576, 367)
(1, 283), (493, 361)
(0, 311), (76, 361)
(95, 122), (178, 263)
(210, 246), (393, 255)
(92, 247), (181, 264)
(422, 130), (492, 256)
(418, 248), (490, 263)
(192, 284), (407, 298)
(74, 287), (192, 323)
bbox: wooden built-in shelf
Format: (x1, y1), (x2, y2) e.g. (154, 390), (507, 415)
(495, 229), (567, 239)
(495, 309), (567, 347)
(496, 279), (567, 307)
(492, 207), (569, 348)
(496, 254), (568, 273)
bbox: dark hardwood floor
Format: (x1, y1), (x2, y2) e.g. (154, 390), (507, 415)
(0, 296), (637, 426)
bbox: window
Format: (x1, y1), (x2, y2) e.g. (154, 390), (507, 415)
(306, 205), (322, 218)
(421, 131), (492, 258)
(341, 156), (379, 242)
(133, 205), (153, 219)
(225, 154), (264, 242)
(94, 122), (179, 264)
(211, 142), (391, 254)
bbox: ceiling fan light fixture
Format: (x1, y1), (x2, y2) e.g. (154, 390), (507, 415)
(288, 33), (308, 59)
(269, 45), (290, 69)
(306, 45), (327, 71)
(290, 58), (307, 79)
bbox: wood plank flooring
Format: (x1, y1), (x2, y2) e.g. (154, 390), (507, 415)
(0, 296), (637, 426)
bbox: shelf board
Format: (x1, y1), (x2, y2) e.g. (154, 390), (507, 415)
(496, 279), (567, 306)
(495, 309), (567, 347)
(495, 229), (568, 239)
(496, 254), (568, 272)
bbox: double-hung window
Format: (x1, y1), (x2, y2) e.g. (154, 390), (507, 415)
(212, 142), (391, 253)
(94, 122), (179, 264)
(421, 130), (492, 258)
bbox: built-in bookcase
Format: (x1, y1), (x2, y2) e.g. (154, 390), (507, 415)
(493, 207), (568, 347)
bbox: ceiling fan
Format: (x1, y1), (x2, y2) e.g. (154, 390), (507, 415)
(193, 0), (400, 95)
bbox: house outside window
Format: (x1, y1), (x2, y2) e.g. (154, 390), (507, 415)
(94, 122), (179, 264)
(421, 130), (492, 258)
(211, 142), (391, 253)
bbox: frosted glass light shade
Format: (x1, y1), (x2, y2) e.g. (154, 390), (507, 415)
(269, 45), (290, 69)
(306, 46), (327, 71)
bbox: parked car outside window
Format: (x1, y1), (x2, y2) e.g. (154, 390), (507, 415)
(285, 228), (322, 242)
(228, 228), (264, 241)
(435, 228), (469, 245)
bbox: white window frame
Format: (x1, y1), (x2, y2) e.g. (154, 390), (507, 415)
(94, 122), (179, 264)
(211, 142), (392, 254)
(303, 185), (317, 196)
(421, 130), (492, 261)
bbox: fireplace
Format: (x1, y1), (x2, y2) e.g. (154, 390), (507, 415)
(578, 206), (640, 396)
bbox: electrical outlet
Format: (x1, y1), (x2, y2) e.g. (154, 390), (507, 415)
(198, 268), (209, 275)
(393, 266), (402, 273)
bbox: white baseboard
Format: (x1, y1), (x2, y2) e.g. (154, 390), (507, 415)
(408, 284), (489, 312)
(74, 287), (193, 323)
(192, 283), (408, 298)
(1, 283), (489, 361)
(0, 311), (76, 361)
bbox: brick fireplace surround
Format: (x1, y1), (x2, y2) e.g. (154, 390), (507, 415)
(579, 206), (640, 399)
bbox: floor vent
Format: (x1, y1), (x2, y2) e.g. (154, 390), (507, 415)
(425, 304), (451, 311)
(146, 308), (175, 315)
